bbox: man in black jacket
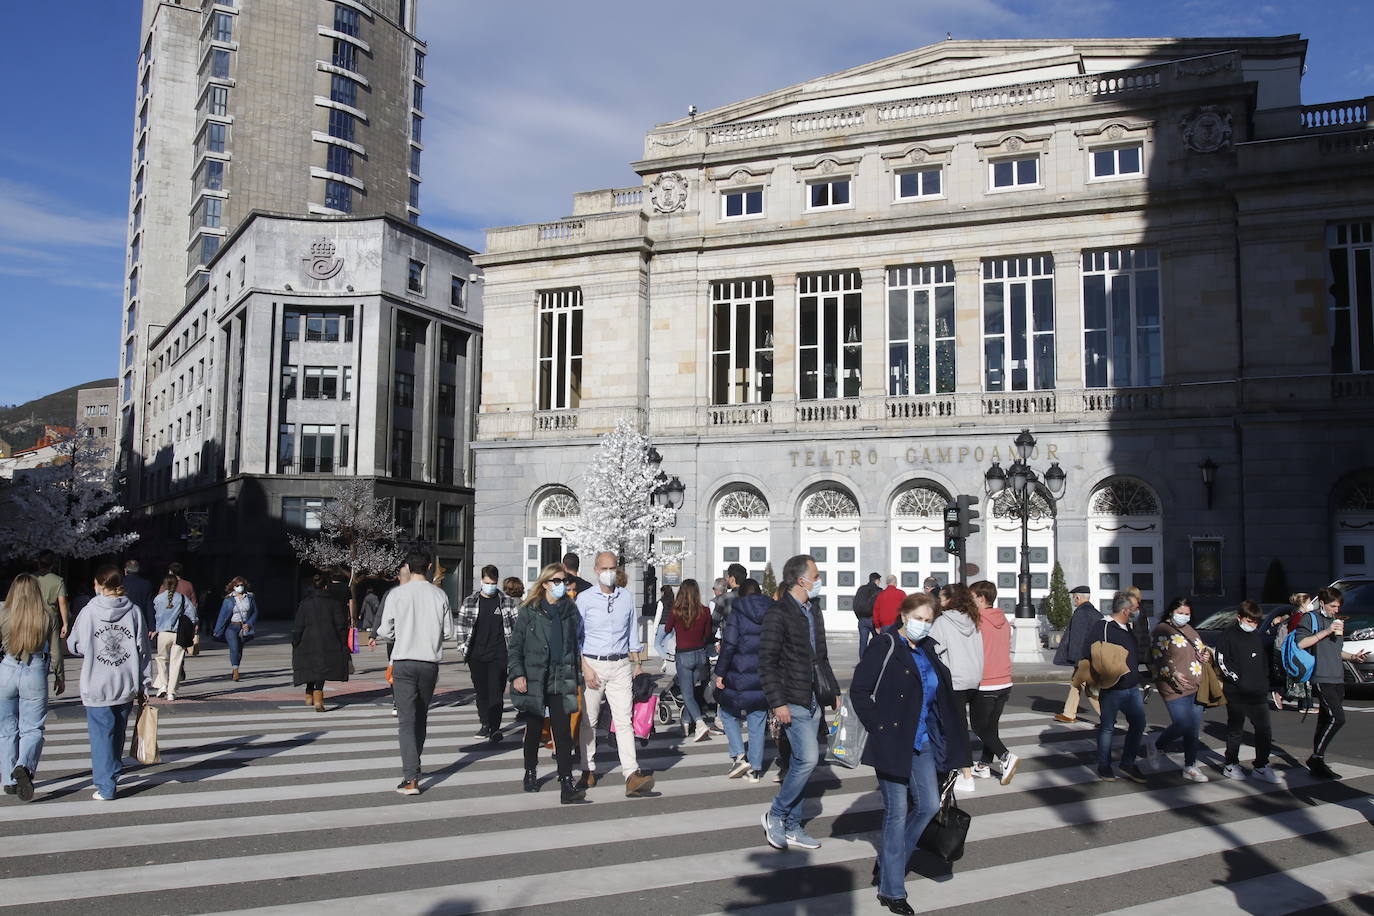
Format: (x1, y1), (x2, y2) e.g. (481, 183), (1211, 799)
(1054, 586), (1103, 723)
(852, 572), (881, 654)
(1215, 601), (1282, 783)
(758, 554), (837, 852)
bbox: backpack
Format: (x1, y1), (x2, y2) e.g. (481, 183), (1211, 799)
(1279, 611), (1319, 683)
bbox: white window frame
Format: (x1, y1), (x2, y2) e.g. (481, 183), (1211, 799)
(982, 255), (1055, 392)
(1329, 221), (1374, 374)
(710, 278), (774, 405)
(887, 263), (956, 396)
(893, 166), (943, 202)
(1088, 143), (1144, 181)
(720, 186), (764, 221)
(1082, 248), (1162, 389)
(805, 176), (853, 211)
(798, 270), (862, 400)
(537, 288), (583, 411)
(988, 155), (1040, 192)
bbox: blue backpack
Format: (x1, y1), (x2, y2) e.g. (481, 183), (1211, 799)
(1279, 611), (1319, 683)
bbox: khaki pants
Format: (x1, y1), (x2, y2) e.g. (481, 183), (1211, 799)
(153, 631), (187, 698)
(579, 657), (638, 778)
(1062, 681), (1101, 719)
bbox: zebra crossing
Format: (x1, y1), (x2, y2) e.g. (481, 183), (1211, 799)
(4, 699), (1373, 914)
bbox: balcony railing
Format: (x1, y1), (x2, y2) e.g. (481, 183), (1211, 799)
(276, 460), (348, 475)
(1300, 98), (1370, 131)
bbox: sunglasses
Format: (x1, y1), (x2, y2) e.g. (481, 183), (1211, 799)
(548, 577), (568, 585)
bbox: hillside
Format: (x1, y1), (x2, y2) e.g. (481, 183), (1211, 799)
(0, 379), (117, 452)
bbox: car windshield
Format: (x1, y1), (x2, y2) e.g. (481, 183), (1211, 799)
(1338, 581), (1374, 616)
(1197, 609), (1240, 629)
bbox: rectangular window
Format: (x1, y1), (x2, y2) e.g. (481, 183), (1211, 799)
(300, 424), (337, 473)
(332, 39), (356, 71)
(212, 11), (233, 42)
(412, 82), (423, 110)
(895, 167), (942, 200)
(128, 269), (139, 298)
(201, 159), (224, 190)
(1329, 221), (1374, 373)
(135, 169), (144, 198)
(303, 366), (339, 400)
(537, 288), (584, 410)
(991, 156), (1039, 189)
(1091, 143), (1144, 179)
(439, 504), (461, 541)
(982, 255), (1055, 391)
(449, 275), (465, 307)
(710, 278), (774, 405)
(333, 4), (360, 36)
(394, 371), (415, 408)
(409, 146), (421, 175)
(411, 113), (422, 142)
(330, 73), (357, 108)
(130, 236), (141, 265)
(328, 108), (355, 142)
(438, 382), (456, 415)
(198, 234), (221, 265)
(391, 429), (413, 478)
(395, 498), (420, 534)
(207, 122), (227, 153)
(409, 178), (421, 209)
(208, 85), (229, 116)
(198, 197), (222, 228)
(414, 49), (425, 79)
(124, 337), (135, 368)
(798, 270), (862, 399)
(282, 496), (332, 531)
(396, 319), (416, 352)
(210, 48), (231, 80)
(887, 263), (956, 396)
(278, 423), (295, 464)
(440, 329), (465, 363)
(137, 137), (146, 163)
(85, 405), (97, 417)
(342, 366), (353, 400)
(437, 439), (455, 485)
(806, 177), (851, 210)
(340, 424), (350, 466)
(324, 179), (352, 212)
(281, 365), (297, 399)
(1082, 248), (1162, 388)
(721, 187), (763, 219)
(326, 144), (353, 176)
(288, 309), (353, 342)
(407, 258), (425, 293)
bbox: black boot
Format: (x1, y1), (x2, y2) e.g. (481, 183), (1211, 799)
(523, 768), (538, 792)
(560, 775), (587, 804)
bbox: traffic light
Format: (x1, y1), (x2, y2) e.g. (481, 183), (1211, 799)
(944, 505), (961, 556)
(956, 494), (981, 540)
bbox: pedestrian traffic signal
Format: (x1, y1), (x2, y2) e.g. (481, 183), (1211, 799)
(956, 494), (980, 540)
(944, 505), (962, 556)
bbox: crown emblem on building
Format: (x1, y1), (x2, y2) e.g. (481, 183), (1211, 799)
(304, 237), (343, 280)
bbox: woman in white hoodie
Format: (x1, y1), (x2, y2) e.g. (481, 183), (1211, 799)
(930, 583), (984, 794)
(66, 566), (151, 801)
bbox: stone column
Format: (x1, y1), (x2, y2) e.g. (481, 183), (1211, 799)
(1053, 248), (1083, 391)
(770, 274), (798, 402)
(860, 265), (887, 399)
(953, 257), (983, 393)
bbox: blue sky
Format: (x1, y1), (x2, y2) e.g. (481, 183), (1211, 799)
(1, 0), (1369, 405)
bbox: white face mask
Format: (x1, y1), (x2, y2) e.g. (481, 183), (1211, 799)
(549, 582), (568, 600)
(480, 582), (498, 596)
(1239, 621), (1258, 633)
(1170, 613), (1190, 627)
(905, 618), (932, 642)
(233, 585), (245, 594)
(598, 570), (617, 588)
(805, 576), (823, 600)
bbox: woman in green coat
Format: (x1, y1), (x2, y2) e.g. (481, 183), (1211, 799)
(509, 563), (586, 804)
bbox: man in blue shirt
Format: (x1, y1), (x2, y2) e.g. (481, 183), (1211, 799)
(577, 550), (654, 797)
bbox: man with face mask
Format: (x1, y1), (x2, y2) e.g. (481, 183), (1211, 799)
(455, 564), (521, 741)
(1093, 592), (1148, 783)
(1214, 600), (1281, 784)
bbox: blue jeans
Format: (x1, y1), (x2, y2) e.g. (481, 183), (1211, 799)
(769, 703), (820, 830)
(858, 618), (875, 655)
(721, 707), (768, 770)
(224, 627), (244, 668)
(1096, 687), (1146, 770)
(876, 748), (940, 900)
(85, 702), (133, 797)
(0, 653), (50, 785)
(676, 648), (707, 725)
(1156, 694), (1204, 766)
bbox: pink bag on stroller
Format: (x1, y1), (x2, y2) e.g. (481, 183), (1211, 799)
(610, 694), (659, 739)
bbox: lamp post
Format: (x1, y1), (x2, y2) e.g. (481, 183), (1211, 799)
(984, 428), (1066, 662)
(641, 446), (685, 618)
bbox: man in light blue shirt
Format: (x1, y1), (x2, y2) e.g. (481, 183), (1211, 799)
(577, 550), (654, 797)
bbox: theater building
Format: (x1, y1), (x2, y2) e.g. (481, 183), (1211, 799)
(473, 36), (1374, 635)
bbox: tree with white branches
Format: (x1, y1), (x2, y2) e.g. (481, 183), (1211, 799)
(566, 416), (681, 565)
(0, 430), (137, 561)
(289, 478), (407, 618)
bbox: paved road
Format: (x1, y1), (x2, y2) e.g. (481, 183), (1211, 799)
(8, 628), (1374, 914)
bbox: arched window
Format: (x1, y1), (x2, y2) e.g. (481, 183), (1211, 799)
(717, 489), (769, 519)
(890, 485), (954, 589)
(893, 486), (947, 518)
(1091, 478), (1160, 517)
(538, 492), (581, 520)
(1336, 471), (1374, 512)
(713, 486), (771, 592)
(804, 488), (859, 518)
(801, 486), (861, 621)
(1334, 470), (1374, 578)
(1088, 477), (1162, 616)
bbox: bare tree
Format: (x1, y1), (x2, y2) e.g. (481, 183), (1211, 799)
(289, 478), (406, 622)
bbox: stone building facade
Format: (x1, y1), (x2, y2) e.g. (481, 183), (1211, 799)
(75, 386), (119, 476)
(474, 37), (1374, 635)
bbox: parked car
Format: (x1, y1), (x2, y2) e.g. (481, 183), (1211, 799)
(1330, 579), (1374, 687)
(1193, 603), (1290, 649)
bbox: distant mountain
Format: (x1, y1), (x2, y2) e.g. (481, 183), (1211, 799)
(0, 380), (117, 452)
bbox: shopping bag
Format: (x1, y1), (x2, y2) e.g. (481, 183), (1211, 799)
(129, 704), (162, 765)
(918, 772), (972, 862)
(542, 688), (585, 749)
(823, 691), (867, 769)
(347, 627), (360, 654)
(611, 695), (659, 739)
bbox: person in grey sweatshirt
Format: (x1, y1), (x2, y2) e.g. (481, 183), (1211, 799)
(66, 565), (152, 801)
(930, 583), (985, 794)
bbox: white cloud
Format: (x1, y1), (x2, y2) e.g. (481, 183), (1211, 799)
(0, 180), (125, 250)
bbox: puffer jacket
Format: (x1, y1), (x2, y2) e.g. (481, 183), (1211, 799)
(930, 609), (984, 690)
(1150, 619), (1207, 701)
(507, 597), (583, 717)
(716, 594), (770, 714)
(758, 593), (834, 710)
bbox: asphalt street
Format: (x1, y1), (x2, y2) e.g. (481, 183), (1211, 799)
(7, 623), (1374, 914)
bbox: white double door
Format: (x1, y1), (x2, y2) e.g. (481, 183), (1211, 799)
(802, 521), (861, 632)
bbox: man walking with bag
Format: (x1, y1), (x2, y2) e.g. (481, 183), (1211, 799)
(852, 572), (882, 654)
(1054, 586), (1103, 723)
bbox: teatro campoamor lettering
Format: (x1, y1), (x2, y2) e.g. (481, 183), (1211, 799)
(788, 441), (1060, 469)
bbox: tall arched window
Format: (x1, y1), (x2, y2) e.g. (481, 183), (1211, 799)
(890, 484), (954, 590)
(1089, 477), (1162, 617)
(986, 488), (1057, 614)
(1334, 471), (1374, 578)
(524, 490), (582, 583)
(713, 487), (771, 584)
(801, 486), (861, 625)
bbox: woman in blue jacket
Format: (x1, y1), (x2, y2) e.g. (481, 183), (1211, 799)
(213, 577), (259, 682)
(851, 591), (972, 915)
(714, 578), (770, 781)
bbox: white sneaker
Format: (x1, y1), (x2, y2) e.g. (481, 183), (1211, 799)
(1142, 733), (1160, 761)
(999, 752), (1021, 786)
(1251, 766), (1282, 784)
(970, 763), (993, 779)
(1182, 766), (1209, 783)
(91, 790), (113, 801)
(1222, 764), (1245, 781)
(954, 774), (976, 794)
(727, 758), (751, 779)
(693, 725), (712, 743)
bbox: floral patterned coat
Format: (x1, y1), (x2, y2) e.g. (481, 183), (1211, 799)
(1150, 620), (1207, 701)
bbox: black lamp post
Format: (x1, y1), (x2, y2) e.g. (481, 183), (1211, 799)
(984, 428), (1067, 620)
(641, 447), (685, 617)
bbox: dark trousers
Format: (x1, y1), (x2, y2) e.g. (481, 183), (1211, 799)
(392, 660), (439, 781)
(522, 701), (574, 778)
(304, 680), (324, 691)
(952, 687), (977, 763)
(857, 618), (875, 655)
(1224, 698), (1272, 767)
(969, 686), (1011, 762)
(468, 656), (507, 731)
(1313, 682), (1346, 758)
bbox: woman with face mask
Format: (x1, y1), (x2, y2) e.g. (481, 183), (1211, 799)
(508, 563), (586, 804)
(1214, 600), (1281, 783)
(455, 564), (521, 741)
(850, 591), (972, 914)
(1146, 596), (1211, 782)
(213, 576), (258, 682)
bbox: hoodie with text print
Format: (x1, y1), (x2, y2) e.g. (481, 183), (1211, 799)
(67, 595), (152, 707)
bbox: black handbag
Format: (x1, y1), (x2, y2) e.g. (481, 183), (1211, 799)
(812, 657), (840, 709)
(174, 599), (196, 649)
(918, 772), (972, 862)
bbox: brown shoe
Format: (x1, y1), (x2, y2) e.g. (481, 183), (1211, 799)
(1054, 714), (1077, 723)
(314, 689), (326, 712)
(577, 771), (598, 790)
(625, 769), (655, 797)
(305, 689), (314, 707)
(231, 668), (240, 682)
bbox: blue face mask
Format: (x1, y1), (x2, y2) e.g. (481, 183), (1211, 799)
(905, 619), (932, 642)
(1170, 613), (1191, 627)
(481, 582), (498, 596)
(804, 576), (823, 600)
(549, 583), (567, 600)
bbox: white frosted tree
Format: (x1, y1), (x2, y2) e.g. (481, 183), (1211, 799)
(0, 430), (137, 561)
(289, 478), (407, 615)
(566, 417), (681, 565)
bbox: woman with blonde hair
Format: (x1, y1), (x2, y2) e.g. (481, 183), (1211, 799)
(1, 574), (56, 802)
(508, 563), (586, 803)
(666, 579), (713, 742)
(212, 576), (258, 682)
(151, 574), (196, 700)
(1282, 592), (1314, 714)
(929, 581), (983, 794)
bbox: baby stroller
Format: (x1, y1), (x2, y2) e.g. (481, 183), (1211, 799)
(610, 671), (661, 749)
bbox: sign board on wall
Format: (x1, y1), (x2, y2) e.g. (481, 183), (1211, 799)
(1191, 537), (1224, 596)
(660, 538), (684, 587)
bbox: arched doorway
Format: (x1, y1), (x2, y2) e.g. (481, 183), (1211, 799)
(523, 489), (581, 585)
(987, 488), (1056, 614)
(1334, 471), (1374, 578)
(713, 487), (771, 584)
(801, 486), (861, 628)
(890, 483), (955, 590)
(1088, 477), (1163, 619)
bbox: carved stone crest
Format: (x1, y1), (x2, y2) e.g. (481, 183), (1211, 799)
(1180, 106), (1233, 153)
(650, 172), (689, 213)
(819, 159), (837, 174)
(1106, 124), (1126, 141)
(1004, 136), (1023, 152)
(304, 238), (343, 280)
(908, 148), (928, 163)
